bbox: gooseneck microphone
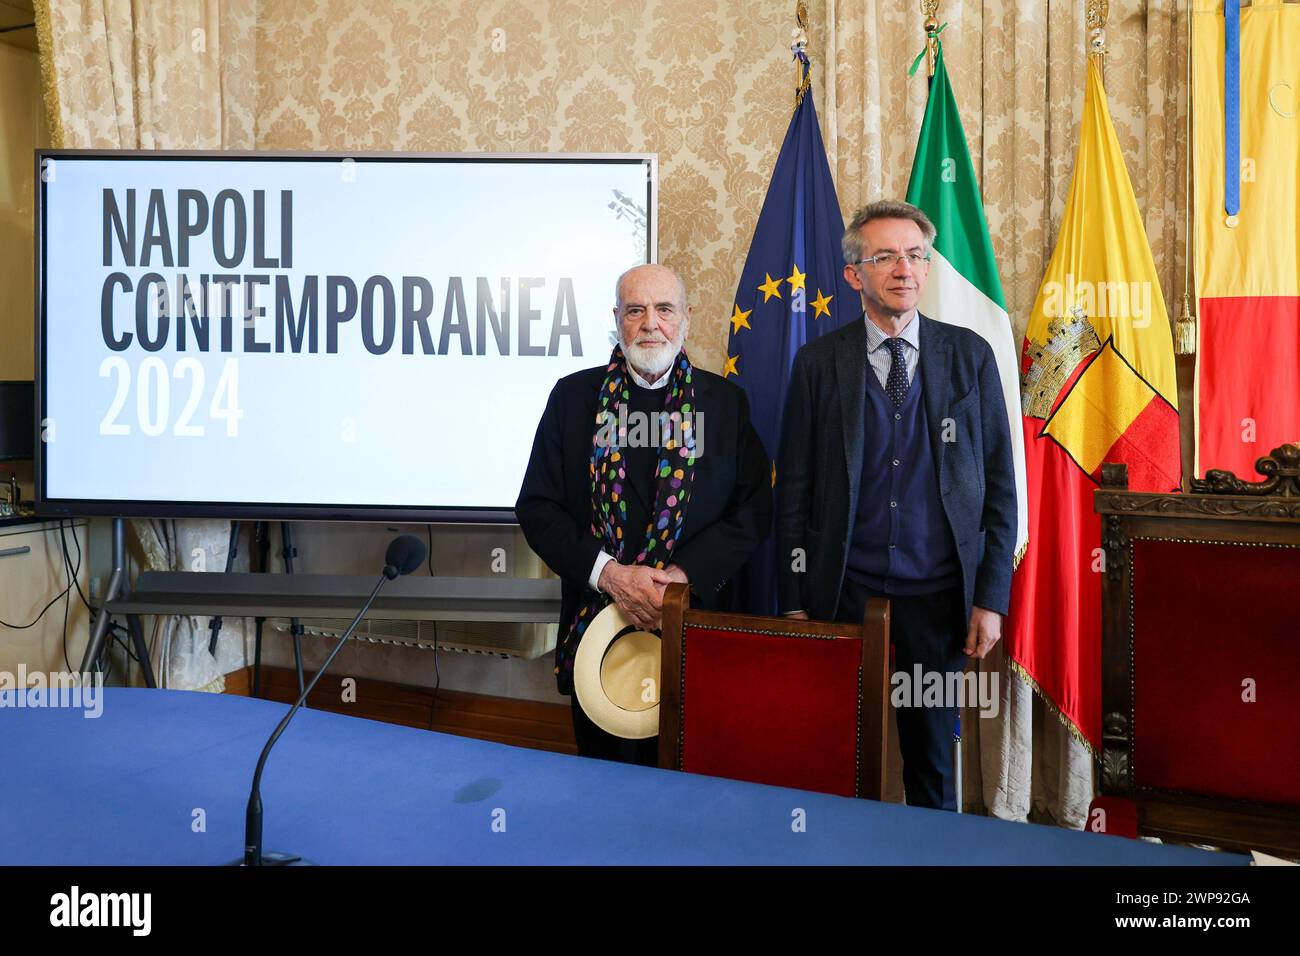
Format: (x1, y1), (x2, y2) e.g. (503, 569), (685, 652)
(383, 533), (428, 578)
(237, 534), (428, 866)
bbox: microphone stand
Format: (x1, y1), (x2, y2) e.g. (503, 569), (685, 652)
(236, 567), (395, 866)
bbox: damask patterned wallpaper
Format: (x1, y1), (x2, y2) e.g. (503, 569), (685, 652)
(253, 0), (821, 376)
(39, 0), (1191, 381)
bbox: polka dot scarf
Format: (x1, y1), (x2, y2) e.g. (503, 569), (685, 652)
(554, 344), (698, 694)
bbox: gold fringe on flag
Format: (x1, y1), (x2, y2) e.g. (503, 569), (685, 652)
(1006, 657), (1100, 760)
(794, 63), (812, 109)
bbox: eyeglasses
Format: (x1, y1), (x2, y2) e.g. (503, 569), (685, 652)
(852, 252), (932, 271)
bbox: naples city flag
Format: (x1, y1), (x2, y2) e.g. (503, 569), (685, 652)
(1008, 59), (1180, 751)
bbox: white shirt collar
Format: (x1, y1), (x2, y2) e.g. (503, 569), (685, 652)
(863, 311), (920, 352)
(628, 363), (673, 389)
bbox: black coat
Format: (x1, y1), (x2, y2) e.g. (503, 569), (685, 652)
(516, 362), (773, 647)
(775, 315), (1017, 622)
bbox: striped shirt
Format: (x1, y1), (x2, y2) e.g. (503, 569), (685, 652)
(863, 312), (920, 390)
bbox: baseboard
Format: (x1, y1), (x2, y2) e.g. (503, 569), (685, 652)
(227, 665), (577, 755)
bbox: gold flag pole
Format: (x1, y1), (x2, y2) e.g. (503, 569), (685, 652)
(1175, 4), (1198, 355)
(1087, 0), (1109, 82)
(792, 1), (811, 107)
(921, 0), (940, 78)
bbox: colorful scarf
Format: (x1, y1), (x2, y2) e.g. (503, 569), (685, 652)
(555, 345), (698, 694)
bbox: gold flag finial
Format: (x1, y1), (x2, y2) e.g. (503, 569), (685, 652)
(1087, 0), (1110, 59)
(921, 0), (940, 78)
(792, 1), (811, 107)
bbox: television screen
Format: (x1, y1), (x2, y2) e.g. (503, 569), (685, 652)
(35, 151), (654, 521)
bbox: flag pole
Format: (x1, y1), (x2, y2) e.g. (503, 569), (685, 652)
(921, 0), (940, 78)
(1175, 2), (1198, 356)
(793, 1), (811, 107)
(1087, 0), (1109, 83)
(916, 0), (964, 813)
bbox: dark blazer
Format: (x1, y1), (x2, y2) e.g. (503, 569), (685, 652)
(775, 314), (1016, 622)
(516, 362), (773, 647)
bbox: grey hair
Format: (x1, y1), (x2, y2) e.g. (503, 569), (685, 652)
(614, 264), (689, 312)
(841, 200), (937, 265)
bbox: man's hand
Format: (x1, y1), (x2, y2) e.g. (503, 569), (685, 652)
(964, 606), (1002, 659)
(661, 564), (689, 585)
(783, 610), (810, 620)
(598, 562), (676, 630)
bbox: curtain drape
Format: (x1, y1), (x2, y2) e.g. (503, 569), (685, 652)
(35, 0), (259, 691)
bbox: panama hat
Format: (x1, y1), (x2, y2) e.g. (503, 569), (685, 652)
(572, 603), (662, 739)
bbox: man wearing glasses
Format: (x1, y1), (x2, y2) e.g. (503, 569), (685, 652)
(518, 264), (772, 764)
(774, 200), (1016, 811)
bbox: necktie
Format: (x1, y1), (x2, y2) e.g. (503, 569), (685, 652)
(885, 337), (909, 407)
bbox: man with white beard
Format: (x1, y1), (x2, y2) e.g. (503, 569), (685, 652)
(517, 264), (772, 763)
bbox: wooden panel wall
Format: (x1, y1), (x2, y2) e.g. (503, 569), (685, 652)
(228, 665), (577, 756)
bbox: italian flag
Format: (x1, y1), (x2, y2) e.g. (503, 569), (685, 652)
(905, 39), (1029, 565)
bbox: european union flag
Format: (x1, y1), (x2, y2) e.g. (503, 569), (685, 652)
(726, 41), (859, 615)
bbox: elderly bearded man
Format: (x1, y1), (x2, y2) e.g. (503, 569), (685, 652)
(517, 264), (772, 764)
(775, 201), (1016, 810)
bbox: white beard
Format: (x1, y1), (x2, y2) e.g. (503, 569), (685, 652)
(622, 325), (686, 379)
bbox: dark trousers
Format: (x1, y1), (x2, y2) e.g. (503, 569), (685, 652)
(570, 694), (658, 766)
(835, 577), (967, 811)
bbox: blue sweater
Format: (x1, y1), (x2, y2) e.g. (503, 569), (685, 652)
(846, 363), (960, 594)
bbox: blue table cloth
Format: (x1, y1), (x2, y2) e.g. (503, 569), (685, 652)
(0, 688), (1246, 865)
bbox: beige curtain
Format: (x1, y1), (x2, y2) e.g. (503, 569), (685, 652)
(36, 0), (259, 690)
(822, 0), (1188, 826)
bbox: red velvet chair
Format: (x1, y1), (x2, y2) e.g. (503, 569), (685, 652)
(1095, 446), (1300, 857)
(658, 583), (890, 800)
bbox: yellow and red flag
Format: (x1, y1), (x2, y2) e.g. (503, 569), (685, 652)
(1193, 2), (1300, 476)
(1009, 60), (1180, 751)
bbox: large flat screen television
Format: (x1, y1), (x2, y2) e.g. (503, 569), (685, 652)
(35, 151), (655, 522)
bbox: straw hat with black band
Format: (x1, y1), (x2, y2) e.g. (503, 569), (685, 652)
(572, 603), (662, 739)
